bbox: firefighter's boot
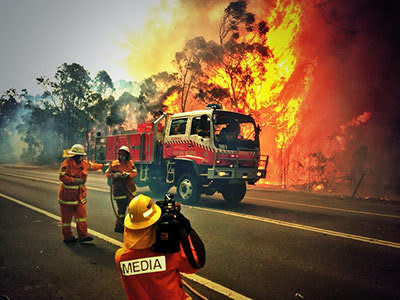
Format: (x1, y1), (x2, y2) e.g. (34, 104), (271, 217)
(63, 237), (77, 244)
(79, 236), (94, 242)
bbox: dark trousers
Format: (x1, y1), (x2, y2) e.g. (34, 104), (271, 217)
(115, 196), (129, 229)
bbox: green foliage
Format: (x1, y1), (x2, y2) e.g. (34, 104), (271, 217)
(0, 89), (20, 127)
(35, 63), (93, 147)
(94, 70), (114, 95)
(14, 64), (117, 164)
(0, 89), (26, 162)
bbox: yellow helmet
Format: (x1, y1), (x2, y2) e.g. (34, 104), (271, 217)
(124, 194), (161, 230)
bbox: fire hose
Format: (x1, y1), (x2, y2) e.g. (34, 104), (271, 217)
(109, 184), (119, 218)
(182, 280), (208, 300)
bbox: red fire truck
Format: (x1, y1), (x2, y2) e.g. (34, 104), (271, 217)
(102, 104), (268, 204)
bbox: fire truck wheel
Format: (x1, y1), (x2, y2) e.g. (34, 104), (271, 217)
(176, 173), (200, 203)
(221, 181), (246, 205)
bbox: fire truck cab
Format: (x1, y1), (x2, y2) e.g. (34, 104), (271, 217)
(103, 104), (268, 204)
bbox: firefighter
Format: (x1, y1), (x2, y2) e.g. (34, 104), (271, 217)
(219, 120), (240, 148)
(196, 114), (210, 137)
(58, 144), (104, 243)
(115, 194), (204, 300)
(106, 145), (138, 233)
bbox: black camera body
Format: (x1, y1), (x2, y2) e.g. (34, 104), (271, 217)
(152, 193), (182, 253)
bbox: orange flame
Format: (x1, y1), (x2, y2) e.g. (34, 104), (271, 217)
(121, 104), (137, 130)
(124, 0), (377, 192)
(207, 0), (306, 150)
(312, 183), (324, 191)
(349, 112), (372, 127)
(163, 90), (179, 114)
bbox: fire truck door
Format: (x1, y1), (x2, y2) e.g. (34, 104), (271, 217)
(164, 117), (189, 157)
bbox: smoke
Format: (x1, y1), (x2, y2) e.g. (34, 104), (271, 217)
(118, 0), (400, 196)
(293, 0), (400, 196)
(121, 0), (231, 80)
(0, 105), (29, 163)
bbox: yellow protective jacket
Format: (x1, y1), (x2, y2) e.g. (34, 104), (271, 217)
(106, 160), (138, 199)
(58, 158), (103, 205)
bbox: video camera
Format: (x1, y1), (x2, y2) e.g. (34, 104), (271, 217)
(152, 193), (206, 269)
(152, 193), (186, 253)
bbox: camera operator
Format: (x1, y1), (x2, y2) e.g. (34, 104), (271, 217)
(115, 194), (205, 300)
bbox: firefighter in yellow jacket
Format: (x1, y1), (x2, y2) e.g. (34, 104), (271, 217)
(106, 145), (138, 233)
(58, 144), (104, 243)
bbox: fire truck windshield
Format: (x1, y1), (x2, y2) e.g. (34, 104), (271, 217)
(213, 111), (259, 150)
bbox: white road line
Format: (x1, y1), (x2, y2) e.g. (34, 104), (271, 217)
(0, 192), (123, 246)
(190, 206), (400, 249)
(246, 196), (400, 219)
(0, 192), (251, 300)
(2, 171), (400, 249)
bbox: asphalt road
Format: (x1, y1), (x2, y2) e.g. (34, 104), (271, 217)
(0, 164), (400, 300)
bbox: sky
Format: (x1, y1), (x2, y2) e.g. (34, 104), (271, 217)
(0, 0), (233, 97)
(0, 0), (167, 95)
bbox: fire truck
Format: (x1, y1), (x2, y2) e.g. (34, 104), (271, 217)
(101, 104), (268, 204)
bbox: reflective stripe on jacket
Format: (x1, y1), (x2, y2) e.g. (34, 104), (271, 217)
(58, 158), (103, 204)
(106, 160), (137, 197)
(115, 246), (196, 300)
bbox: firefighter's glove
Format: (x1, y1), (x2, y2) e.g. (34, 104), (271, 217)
(177, 212), (192, 233)
(113, 172), (122, 178)
(74, 178), (84, 185)
(101, 163), (110, 173)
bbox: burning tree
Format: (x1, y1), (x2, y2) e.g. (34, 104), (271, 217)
(163, 1), (271, 114)
(160, 0), (308, 187)
(196, 0), (270, 110)
(122, 0), (398, 198)
(173, 37), (206, 112)
(113, 72), (177, 130)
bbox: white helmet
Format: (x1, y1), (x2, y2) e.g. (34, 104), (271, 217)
(68, 144), (87, 156)
(119, 145), (130, 153)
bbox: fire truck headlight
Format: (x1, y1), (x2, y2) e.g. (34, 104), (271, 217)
(257, 171), (262, 177)
(218, 171), (232, 177)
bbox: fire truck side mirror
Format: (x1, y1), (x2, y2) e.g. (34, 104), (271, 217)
(256, 125), (261, 134)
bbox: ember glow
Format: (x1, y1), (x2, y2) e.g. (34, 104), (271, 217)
(120, 0), (391, 195)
